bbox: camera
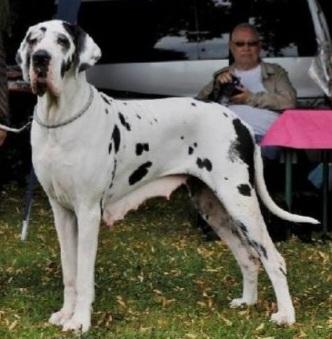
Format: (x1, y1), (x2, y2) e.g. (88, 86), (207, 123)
(218, 74), (242, 103)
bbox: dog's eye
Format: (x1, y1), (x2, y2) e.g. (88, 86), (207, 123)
(57, 36), (70, 48)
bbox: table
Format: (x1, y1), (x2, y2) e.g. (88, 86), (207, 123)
(261, 109), (332, 236)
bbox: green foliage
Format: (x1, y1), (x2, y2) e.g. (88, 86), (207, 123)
(0, 185), (331, 339)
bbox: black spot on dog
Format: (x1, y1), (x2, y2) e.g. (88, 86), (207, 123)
(129, 161), (152, 185)
(196, 158), (213, 171)
(280, 267), (287, 276)
(101, 95), (111, 105)
(62, 22), (86, 66)
(180, 136), (184, 140)
(238, 222), (248, 234)
(100, 198), (104, 217)
(61, 59), (72, 78)
(248, 240), (268, 259)
(112, 125), (121, 153)
(136, 114), (142, 119)
(124, 102), (128, 105)
(105, 108), (109, 114)
(259, 244), (268, 259)
(40, 27), (47, 32)
(119, 112), (131, 131)
(188, 146), (194, 155)
(78, 63), (90, 72)
(57, 33), (70, 50)
(136, 143), (149, 156)
(230, 118), (255, 186)
(194, 142), (198, 147)
(109, 159), (118, 190)
(224, 177), (228, 181)
(154, 118), (158, 123)
(108, 142), (112, 154)
(191, 102), (197, 106)
(223, 112), (228, 118)
(237, 184), (251, 196)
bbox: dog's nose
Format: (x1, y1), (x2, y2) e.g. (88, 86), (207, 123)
(32, 50), (51, 67)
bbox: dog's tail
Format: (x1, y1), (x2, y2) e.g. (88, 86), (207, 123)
(254, 145), (319, 224)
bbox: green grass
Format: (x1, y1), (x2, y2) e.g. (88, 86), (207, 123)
(0, 184), (331, 339)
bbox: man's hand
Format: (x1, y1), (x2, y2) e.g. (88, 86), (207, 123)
(230, 88), (251, 104)
(0, 130), (7, 146)
(217, 71), (233, 84)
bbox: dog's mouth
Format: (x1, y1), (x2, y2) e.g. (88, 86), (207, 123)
(35, 73), (48, 96)
(31, 69), (51, 96)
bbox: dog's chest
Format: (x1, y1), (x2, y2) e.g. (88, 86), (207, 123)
(33, 138), (84, 207)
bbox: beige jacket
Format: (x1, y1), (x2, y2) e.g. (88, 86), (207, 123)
(197, 62), (297, 111)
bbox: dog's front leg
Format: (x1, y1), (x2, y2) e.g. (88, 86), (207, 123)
(62, 205), (101, 333)
(48, 199), (78, 327)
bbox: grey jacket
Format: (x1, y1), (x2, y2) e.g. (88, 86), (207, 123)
(197, 62), (297, 111)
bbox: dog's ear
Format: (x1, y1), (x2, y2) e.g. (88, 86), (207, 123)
(16, 27), (33, 82)
(62, 22), (101, 72)
(77, 29), (102, 72)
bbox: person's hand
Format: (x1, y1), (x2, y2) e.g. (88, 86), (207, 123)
(217, 71), (233, 84)
(230, 87), (251, 104)
(0, 130), (7, 146)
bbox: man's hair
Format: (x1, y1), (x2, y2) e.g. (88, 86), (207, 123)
(230, 23), (260, 41)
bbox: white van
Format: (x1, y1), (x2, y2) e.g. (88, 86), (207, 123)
(81, 0), (331, 105)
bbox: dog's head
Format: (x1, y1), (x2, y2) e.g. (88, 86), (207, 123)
(16, 20), (101, 97)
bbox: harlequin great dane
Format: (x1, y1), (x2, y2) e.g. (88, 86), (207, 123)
(17, 20), (318, 332)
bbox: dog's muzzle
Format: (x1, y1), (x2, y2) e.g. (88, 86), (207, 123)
(33, 49), (51, 72)
(32, 49), (51, 96)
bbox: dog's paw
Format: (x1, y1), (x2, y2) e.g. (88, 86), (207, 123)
(62, 312), (91, 333)
(229, 298), (256, 308)
(49, 309), (73, 326)
(270, 311), (295, 325)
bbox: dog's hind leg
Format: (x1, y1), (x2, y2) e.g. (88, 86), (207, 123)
(48, 199), (78, 327)
(189, 181), (260, 307)
(62, 204), (101, 333)
(214, 183), (295, 325)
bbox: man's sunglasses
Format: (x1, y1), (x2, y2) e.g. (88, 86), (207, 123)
(232, 41), (259, 47)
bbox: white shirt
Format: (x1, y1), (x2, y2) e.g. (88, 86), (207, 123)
(228, 65), (279, 136)
(234, 65), (266, 94)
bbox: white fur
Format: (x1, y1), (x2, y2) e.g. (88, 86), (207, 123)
(18, 20), (318, 333)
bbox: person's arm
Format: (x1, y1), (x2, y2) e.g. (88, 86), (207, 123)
(196, 79), (215, 101)
(0, 130), (7, 146)
(0, 114), (8, 146)
(245, 67), (297, 111)
(196, 67), (230, 101)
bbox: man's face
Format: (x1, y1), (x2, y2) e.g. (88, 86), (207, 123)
(230, 28), (261, 70)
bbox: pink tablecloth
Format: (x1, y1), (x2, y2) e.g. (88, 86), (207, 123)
(261, 109), (332, 149)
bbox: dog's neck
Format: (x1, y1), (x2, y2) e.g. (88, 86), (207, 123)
(36, 72), (91, 126)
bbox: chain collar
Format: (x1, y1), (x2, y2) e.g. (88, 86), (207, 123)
(34, 86), (94, 129)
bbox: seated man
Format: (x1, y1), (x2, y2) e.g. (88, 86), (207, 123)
(196, 23), (297, 240)
(197, 22), (296, 142)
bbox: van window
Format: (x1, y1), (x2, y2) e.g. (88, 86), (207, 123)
(79, 0), (318, 64)
(79, 0), (199, 62)
(197, 0), (317, 59)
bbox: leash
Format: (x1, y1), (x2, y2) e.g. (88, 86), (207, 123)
(0, 86), (94, 132)
(34, 86), (94, 129)
(0, 117), (32, 133)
